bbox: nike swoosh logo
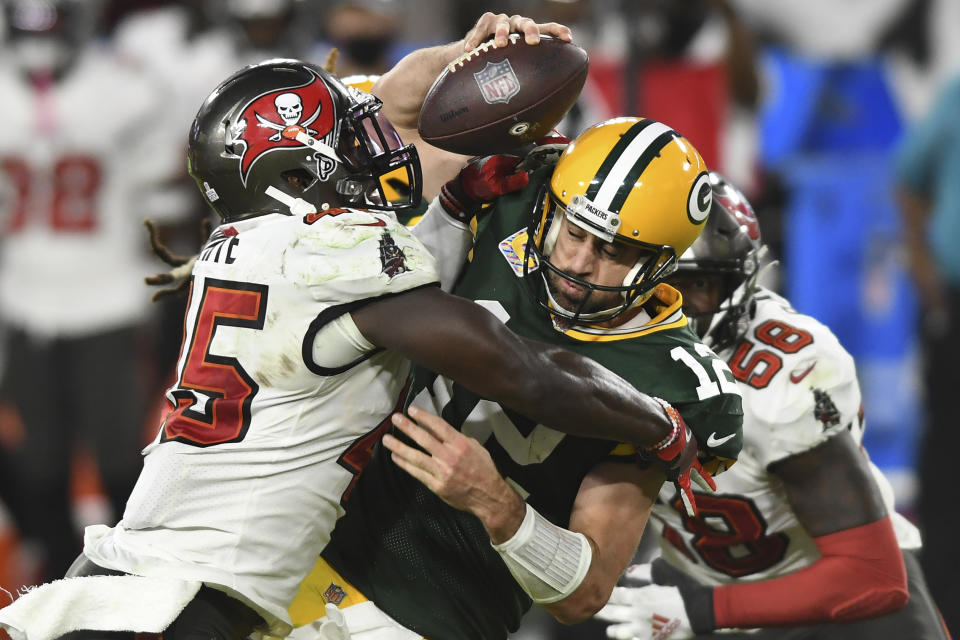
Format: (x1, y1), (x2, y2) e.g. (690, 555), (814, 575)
(355, 219), (387, 227)
(706, 432), (735, 448)
(790, 362), (817, 384)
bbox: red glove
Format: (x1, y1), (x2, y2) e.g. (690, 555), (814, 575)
(439, 155), (530, 223)
(645, 398), (717, 517)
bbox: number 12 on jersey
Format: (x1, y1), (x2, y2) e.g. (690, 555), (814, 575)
(671, 344), (741, 400)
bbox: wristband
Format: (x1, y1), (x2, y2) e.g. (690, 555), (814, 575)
(438, 178), (479, 224)
(649, 397), (686, 464)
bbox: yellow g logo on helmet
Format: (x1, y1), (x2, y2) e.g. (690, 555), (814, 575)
(687, 171), (712, 225)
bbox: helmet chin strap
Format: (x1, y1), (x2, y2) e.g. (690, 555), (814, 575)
(293, 130), (340, 163)
(263, 130), (346, 216)
(265, 185), (317, 216)
(701, 251), (777, 349)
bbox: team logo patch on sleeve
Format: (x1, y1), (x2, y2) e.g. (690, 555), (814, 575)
(813, 388), (841, 428)
(499, 229), (538, 277)
(379, 231), (408, 277)
(323, 583), (347, 605)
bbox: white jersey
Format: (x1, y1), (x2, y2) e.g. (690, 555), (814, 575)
(653, 288), (921, 585)
(84, 209), (438, 635)
(0, 47), (183, 337)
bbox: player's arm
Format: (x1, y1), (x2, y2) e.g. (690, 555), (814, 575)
(600, 442), (909, 637)
(702, 432), (907, 629)
(384, 406), (663, 624)
(896, 187), (945, 314)
(540, 460), (663, 624)
(599, 353), (908, 637)
(351, 285), (676, 449)
(894, 79), (956, 316)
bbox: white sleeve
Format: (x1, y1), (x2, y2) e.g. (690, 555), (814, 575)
(411, 197), (474, 292)
(310, 313), (377, 369)
(739, 307), (864, 469)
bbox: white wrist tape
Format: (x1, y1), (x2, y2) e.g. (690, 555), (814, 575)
(491, 503), (592, 604)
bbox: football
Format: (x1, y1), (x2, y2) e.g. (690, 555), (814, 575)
(417, 34), (589, 156)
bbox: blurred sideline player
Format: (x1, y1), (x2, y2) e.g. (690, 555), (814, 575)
(321, 0), (401, 79)
(0, 0), (185, 582)
(113, 0), (322, 142)
(0, 15), (706, 640)
(112, 0), (328, 406)
(596, 173), (951, 639)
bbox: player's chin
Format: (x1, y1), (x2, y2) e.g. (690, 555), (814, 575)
(546, 278), (581, 307)
(547, 280), (608, 317)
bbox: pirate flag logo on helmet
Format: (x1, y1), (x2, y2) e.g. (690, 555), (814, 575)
(230, 69), (339, 185)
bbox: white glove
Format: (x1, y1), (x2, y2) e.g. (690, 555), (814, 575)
(595, 584), (694, 640)
(316, 603), (351, 640)
(623, 562), (653, 585)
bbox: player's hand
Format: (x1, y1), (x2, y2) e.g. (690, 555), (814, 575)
(384, 406), (521, 529)
(439, 155), (529, 222)
(463, 12), (573, 51)
(595, 584), (694, 640)
(460, 155), (530, 201)
(644, 399), (717, 517)
(519, 130), (571, 171)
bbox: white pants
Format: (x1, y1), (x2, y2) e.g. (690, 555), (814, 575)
(285, 601), (422, 640)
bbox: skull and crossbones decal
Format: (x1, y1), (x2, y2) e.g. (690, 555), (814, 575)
(231, 69), (339, 185)
(257, 92), (320, 141)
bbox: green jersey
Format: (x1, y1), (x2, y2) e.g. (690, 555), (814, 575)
(395, 195), (429, 227)
(322, 171), (743, 640)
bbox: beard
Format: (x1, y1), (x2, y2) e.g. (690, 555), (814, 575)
(545, 271), (618, 316)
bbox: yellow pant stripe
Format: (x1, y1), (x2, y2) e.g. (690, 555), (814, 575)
(288, 556), (369, 627)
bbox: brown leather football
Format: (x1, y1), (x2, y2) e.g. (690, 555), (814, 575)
(417, 35), (589, 156)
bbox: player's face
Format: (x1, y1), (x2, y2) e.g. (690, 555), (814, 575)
(545, 216), (647, 315)
(668, 271), (724, 338)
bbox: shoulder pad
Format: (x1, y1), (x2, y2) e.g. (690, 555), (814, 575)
(284, 211), (439, 304)
(736, 297), (862, 467)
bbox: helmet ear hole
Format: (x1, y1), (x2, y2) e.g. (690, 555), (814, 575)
(280, 168), (316, 193)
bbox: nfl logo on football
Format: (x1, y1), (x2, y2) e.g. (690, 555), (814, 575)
(474, 60), (520, 105)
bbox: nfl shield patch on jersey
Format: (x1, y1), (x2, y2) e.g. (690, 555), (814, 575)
(323, 583), (347, 606)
